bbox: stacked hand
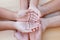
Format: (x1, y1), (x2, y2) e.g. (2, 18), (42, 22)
(15, 6), (41, 33)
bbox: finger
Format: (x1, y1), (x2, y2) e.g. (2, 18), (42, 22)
(30, 15), (38, 21)
(30, 13), (40, 20)
(32, 26), (39, 29)
(30, 18), (37, 22)
(32, 7), (41, 17)
(22, 29), (33, 33)
(31, 26), (39, 32)
(32, 28), (36, 32)
(30, 17), (38, 21)
(29, 11), (38, 16)
(28, 9), (40, 17)
(31, 12), (38, 18)
(36, 27), (39, 30)
(29, 6), (41, 16)
(30, 18), (39, 23)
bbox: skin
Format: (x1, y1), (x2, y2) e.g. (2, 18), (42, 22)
(0, 8), (17, 20)
(41, 16), (60, 31)
(16, 0), (60, 40)
(0, 21), (16, 30)
(28, 0), (42, 40)
(38, 0), (60, 31)
(0, 9), (37, 33)
(0, 0), (60, 40)
(20, 0), (28, 10)
(29, 0), (39, 7)
(15, 0), (40, 40)
(0, 0), (40, 31)
(38, 0), (60, 17)
(0, 21), (34, 33)
(0, 0), (60, 29)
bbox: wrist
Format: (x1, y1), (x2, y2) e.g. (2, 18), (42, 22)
(29, 6), (41, 17)
(10, 12), (18, 21)
(29, 5), (37, 9)
(13, 22), (20, 30)
(41, 18), (48, 31)
(5, 21), (16, 30)
(15, 10), (28, 21)
(38, 6), (48, 17)
(13, 22), (29, 32)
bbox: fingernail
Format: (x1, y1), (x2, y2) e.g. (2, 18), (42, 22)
(32, 29), (35, 32)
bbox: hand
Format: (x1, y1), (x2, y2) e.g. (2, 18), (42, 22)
(29, 6), (41, 17)
(14, 22), (41, 40)
(16, 7), (41, 22)
(28, 11), (40, 23)
(14, 22), (41, 33)
(28, 6), (41, 22)
(14, 22), (32, 33)
(16, 10), (30, 22)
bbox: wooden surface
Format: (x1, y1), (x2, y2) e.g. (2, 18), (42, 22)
(42, 28), (60, 40)
(0, 30), (17, 40)
(0, 0), (60, 40)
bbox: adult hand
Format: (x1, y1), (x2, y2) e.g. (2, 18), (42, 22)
(28, 6), (41, 22)
(14, 22), (40, 33)
(16, 9), (41, 32)
(16, 10), (30, 22)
